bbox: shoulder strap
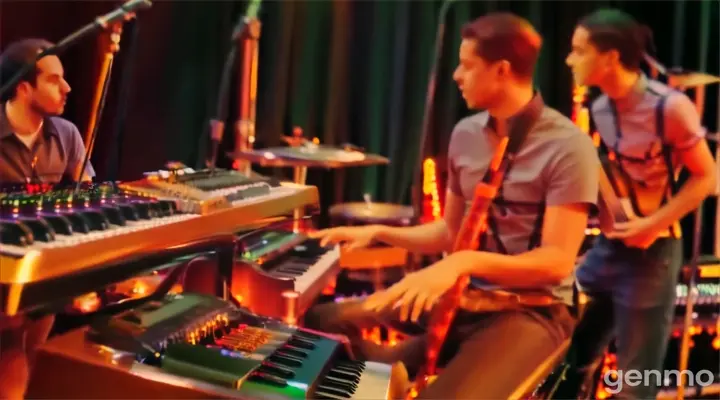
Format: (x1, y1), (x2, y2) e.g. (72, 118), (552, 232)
(479, 104), (544, 253)
(505, 105), (543, 162)
(655, 94), (679, 196)
(481, 104), (544, 183)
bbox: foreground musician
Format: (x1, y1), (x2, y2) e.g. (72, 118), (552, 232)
(305, 13), (600, 398)
(0, 38), (94, 399)
(553, 9), (718, 399)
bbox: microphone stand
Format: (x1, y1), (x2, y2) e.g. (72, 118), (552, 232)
(105, 18), (140, 182)
(715, 85), (720, 259)
(75, 22), (124, 187)
(203, 0), (261, 301)
(206, 41), (237, 173)
(409, 0), (456, 219)
(72, 1), (152, 190)
(715, 146), (720, 259)
(207, 0), (262, 176)
(676, 206), (704, 399)
(234, 0), (262, 176)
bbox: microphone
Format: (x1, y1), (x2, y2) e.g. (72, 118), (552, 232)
(232, 0), (262, 42)
(0, 0), (152, 99)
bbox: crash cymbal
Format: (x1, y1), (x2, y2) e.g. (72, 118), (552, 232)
(644, 54), (720, 88)
(228, 144), (390, 168)
(668, 71), (720, 88)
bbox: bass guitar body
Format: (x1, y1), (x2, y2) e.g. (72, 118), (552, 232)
(596, 155), (677, 241)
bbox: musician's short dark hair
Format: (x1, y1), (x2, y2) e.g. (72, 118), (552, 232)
(460, 12), (542, 81)
(578, 9), (654, 70)
(0, 38), (54, 102)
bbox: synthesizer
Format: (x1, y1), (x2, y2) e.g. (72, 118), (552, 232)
(675, 255), (720, 318)
(231, 226), (341, 322)
(28, 292), (393, 399)
(0, 172), (319, 317)
(675, 282), (719, 308)
(0, 182), (189, 249)
(119, 168), (293, 214)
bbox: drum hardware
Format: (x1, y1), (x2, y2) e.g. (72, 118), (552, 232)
(645, 53), (720, 87)
(645, 53), (720, 400)
(645, 53), (719, 120)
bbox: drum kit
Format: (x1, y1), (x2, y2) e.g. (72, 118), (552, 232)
(227, 127), (415, 232)
(229, 127), (416, 297)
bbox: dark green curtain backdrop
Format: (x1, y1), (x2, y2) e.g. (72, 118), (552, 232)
(0, 0), (716, 252)
(148, 0), (719, 253)
(156, 0), (717, 197)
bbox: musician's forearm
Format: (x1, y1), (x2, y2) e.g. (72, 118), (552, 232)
(451, 247), (573, 287)
(652, 174), (716, 229)
(375, 221), (452, 254)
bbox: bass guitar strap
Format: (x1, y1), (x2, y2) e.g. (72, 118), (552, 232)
(479, 101), (544, 252)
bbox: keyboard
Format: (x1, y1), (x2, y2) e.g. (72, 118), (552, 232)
(27, 292), (393, 399)
(0, 186), (196, 255)
(232, 228), (341, 322)
(0, 176), (319, 317)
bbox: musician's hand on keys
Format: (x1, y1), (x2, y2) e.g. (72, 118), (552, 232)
(363, 256), (462, 322)
(606, 216), (661, 249)
(308, 225), (382, 250)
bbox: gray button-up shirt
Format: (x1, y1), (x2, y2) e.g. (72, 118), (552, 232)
(590, 73), (705, 191)
(0, 104), (95, 184)
(447, 93), (600, 305)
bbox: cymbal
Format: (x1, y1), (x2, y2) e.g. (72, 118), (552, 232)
(228, 145), (390, 168)
(329, 202), (415, 224)
(644, 54), (720, 88)
(668, 71), (720, 88)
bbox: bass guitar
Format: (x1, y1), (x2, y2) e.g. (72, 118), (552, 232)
(595, 154), (680, 247)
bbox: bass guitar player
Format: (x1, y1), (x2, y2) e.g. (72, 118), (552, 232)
(545, 9), (718, 400)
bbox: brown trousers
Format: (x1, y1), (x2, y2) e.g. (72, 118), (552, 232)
(303, 299), (575, 399)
